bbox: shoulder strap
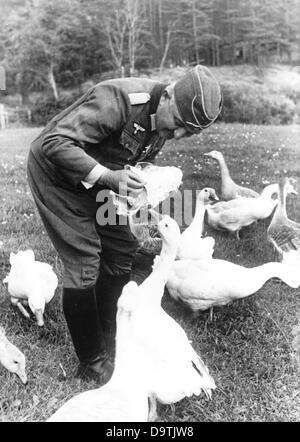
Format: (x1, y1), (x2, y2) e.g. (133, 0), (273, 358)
(128, 92), (151, 105)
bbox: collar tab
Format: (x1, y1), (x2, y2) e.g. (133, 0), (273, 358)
(150, 114), (156, 131)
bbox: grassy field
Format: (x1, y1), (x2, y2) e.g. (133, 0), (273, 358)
(0, 124), (300, 422)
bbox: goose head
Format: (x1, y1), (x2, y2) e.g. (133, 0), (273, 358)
(283, 177), (298, 196)
(197, 187), (219, 205)
(204, 150), (224, 162)
(0, 329), (27, 385)
(6, 250), (36, 284)
(157, 215), (181, 253)
(28, 295), (46, 327)
(9, 249), (35, 266)
(277, 177), (298, 209)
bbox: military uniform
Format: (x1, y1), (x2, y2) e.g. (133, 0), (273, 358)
(27, 65), (222, 380)
(27, 77), (167, 289)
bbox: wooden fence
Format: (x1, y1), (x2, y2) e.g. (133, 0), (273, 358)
(0, 103), (32, 129)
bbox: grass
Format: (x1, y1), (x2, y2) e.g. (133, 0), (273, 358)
(0, 124), (300, 422)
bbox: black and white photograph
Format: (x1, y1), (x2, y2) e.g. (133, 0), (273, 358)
(0, 0), (299, 424)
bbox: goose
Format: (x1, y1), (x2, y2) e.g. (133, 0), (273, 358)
(111, 162), (183, 216)
(130, 187), (219, 259)
(267, 177), (300, 264)
(176, 187), (219, 260)
(3, 250), (58, 326)
(206, 183), (280, 238)
(47, 281), (149, 422)
(110, 162), (182, 256)
(0, 326), (27, 385)
(204, 150), (259, 200)
(127, 215), (216, 421)
(166, 258), (300, 314)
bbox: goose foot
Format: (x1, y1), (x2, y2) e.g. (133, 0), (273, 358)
(16, 301), (30, 319)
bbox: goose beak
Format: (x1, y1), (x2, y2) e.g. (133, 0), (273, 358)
(287, 178), (298, 195)
(17, 371), (28, 385)
(34, 309), (44, 327)
(209, 191), (219, 202)
(291, 187), (298, 196)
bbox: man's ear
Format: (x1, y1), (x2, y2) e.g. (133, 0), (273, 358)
(161, 89), (170, 101)
(165, 83), (175, 99)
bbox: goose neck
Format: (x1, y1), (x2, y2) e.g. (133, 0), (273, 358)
(112, 315), (147, 388)
(189, 199), (206, 231)
(217, 155), (232, 182)
(156, 242), (177, 277)
(278, 183), (287, 218)
(245, 263), (285, 293)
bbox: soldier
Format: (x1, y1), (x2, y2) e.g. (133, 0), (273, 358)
(27, 65), (222, 384)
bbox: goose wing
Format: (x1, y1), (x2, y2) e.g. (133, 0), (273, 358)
(236, 185), (259, 199)
(47, 384), (148, 422)
(268, 223), (300, 253)
(132, 306), (215, 402)
(130, 218), (162, 255)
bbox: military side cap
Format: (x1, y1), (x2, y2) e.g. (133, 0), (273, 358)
(174, 65), (222, 132)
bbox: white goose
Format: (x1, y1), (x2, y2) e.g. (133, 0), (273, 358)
(0, 326), (27, 385)
(267, 177), (300, 264)
(206, 183), (280, 238)
(130, 187), (219, 260)
(47, 281), (149, 422)
(3, 250), (58, 326)
(166, 258), (300, 314)
(204, 150), (259, 200)
(127, 215), (216, 420)
(176, 188), (218, 260)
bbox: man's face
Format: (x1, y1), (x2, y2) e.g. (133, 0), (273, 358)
(156, 85), (198, 140)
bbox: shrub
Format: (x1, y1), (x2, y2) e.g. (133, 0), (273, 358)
(30, 91), (82, 126)
(30, 72), (298, 126)
(220, 80), (296, 125)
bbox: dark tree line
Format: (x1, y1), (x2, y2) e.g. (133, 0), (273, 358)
(0, 0), (299, 101)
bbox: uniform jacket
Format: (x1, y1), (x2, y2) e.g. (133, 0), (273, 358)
(30, 77), (167, 191)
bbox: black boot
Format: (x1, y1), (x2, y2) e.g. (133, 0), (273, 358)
(95, 273), (131, 356)
(62, 287), (114, 384)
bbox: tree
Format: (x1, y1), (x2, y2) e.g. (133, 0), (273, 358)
(124, 0), (148, 75)
(2, 0), (300, 98)
(3, 0), (105, 102)
(103, 9), (127, 74)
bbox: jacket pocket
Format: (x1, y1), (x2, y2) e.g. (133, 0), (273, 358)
(120, 130), (141, 157)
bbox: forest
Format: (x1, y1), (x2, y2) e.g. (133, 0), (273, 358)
(0, 0), (299, 102)
(1, 0), (300, 424)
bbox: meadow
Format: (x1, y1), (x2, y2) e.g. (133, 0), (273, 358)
(0, 123), (300, 422)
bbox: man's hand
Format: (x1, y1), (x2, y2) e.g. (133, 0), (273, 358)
(99, 168), (146, 196)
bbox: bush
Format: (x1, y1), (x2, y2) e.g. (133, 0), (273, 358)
(30, 91), (82, 126)
(30, 70), (298, 126)
(220, 80), (296, 125)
